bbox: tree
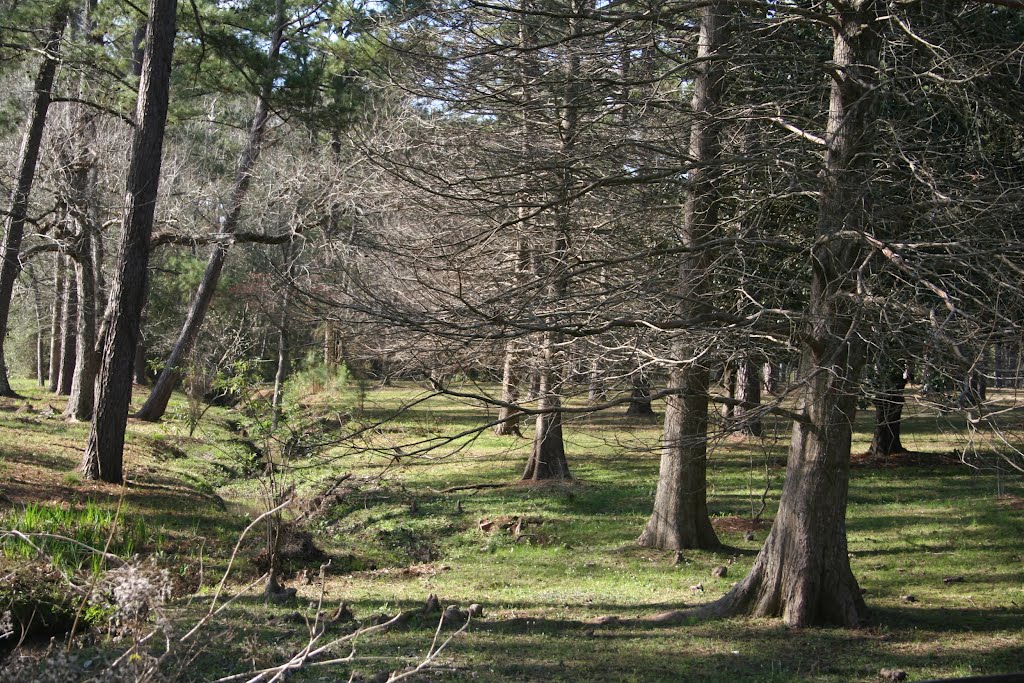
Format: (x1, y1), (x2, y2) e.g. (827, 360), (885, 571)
(0, 7), (67, 397)
(638, 0), (728, 550)
(81, 0), (178, 483)
(703, 0), (882, 626)
(867, 347), (909, 457)
(64, 0), (104, 420)
(134, 0), (287, 422)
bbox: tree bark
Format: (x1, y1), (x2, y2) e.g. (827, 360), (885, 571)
(47, 254), (64, 392)
(81, 0), (178, 484)
(135, 0), (286, 422)
(66, 228), (98, 419)
(587, 357), (602, 403)
(271, 244), (294, 431)
(735, 356), (763, 436)
(763, 361), (780, 395)
(625, 373), (655, 416)
(722, 362), (736, 419)
(25, 264), (47, 385)
(868, 357), (907, 457)
(638, 1), (726, 551)
(521, 0), (579, 482)
(65, 29), (101, 419)
(134, 276), (150, 385)
(0, 10), (67, 396)
(493, 344), (522, 436)
(57, 262), (78, 396)
(704, 0), (880, 627)
(522, 334), (571, 480)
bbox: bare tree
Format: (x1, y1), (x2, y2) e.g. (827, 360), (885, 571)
(638, 1), (728, 550)
(704, 0), (882, 626)
(135, 0), (287, 422)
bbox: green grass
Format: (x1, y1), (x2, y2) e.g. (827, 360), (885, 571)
(0, 376), (1022, 681)
(1, 499), (151, 572)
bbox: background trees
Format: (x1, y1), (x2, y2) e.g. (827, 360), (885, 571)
(0, 0), (1021, 628)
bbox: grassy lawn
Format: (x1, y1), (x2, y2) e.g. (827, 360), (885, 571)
(1, 376), (1022, 681)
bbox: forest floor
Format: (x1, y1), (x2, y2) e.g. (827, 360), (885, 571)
(1, 376), (1023, 682)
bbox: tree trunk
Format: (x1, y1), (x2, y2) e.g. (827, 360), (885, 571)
(522, 334), (571, 480)
(638, 366), (719, 549)
(587, 357), (602, 403)
(135, 1), (286, 422)
(0, 10), (67, 396)
(521, 0), (580, 481)
(323, 325), (335, 368)
(705, 0), (880, 627)
(638, 1), (726, 551)
(735, 356), (762, 436)
(57, 264), (78, 396)
(134, 276), (150, 385)
(25, 263), (47, 386)
(494, 344), (522, 436)
(722, 362), (736, 419)
(134, 337), (148, 384)
(48, 254), (64, 392)
(625, 373), (655, 416)
(271, 245), (293, 431)
(82, 0), (178, 484)
(763, 361), (780, 395)
(65, 44), (101, 419)
(868, 358), (907, 457)
(66, 229), (98, 419)
(135, 245), (226, 419)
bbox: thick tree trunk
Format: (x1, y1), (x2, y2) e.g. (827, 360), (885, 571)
(706, 353), (867, 625)
(638, 1), (726, 550)
(494, 344), (522, 436)
(638, 366), (719, 549)
(57, 267), (78, 396)
(522, 335), (571, 480)
(735, 356), (763, 436)
(82, 0), (177, 483)
(0, 10), (66, 396)
(136, 2), (285, 422)
(705, 0), (880, 627)
(868, 359), (907, 457)
(48, 254), (64, 392)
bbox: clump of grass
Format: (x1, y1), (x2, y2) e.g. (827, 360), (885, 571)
(1, 500), (149, 572)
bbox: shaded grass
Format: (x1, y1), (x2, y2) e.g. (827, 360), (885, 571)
(0, 377), (1021, 681)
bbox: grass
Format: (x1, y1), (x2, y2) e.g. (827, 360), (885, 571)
(0, 376), (1022, 681)
(1, 498), (151, 573)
